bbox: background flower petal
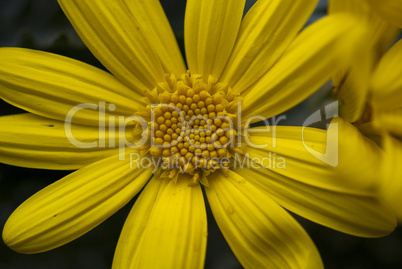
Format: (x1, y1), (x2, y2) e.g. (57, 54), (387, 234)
(241, 14), (370, 124)
(371, 39), (402, 110)
(380, 135), (402, 221)
(184, 0), (245, 80)
(0, 48), (145, 126)
(365, 0), (402, 28)
(372, 109), (402, 137)
(221, 0), (318, 94)
(239, 119), (396, 236)
(0, 114), (134, 170)
(2, 152), (152, 254)
(328, 0), (399, 58)
(328, 0), (400, 122)
(132, 174), (207, 269)
(58, 0), (166, 92)
(206, 170), (323, 269)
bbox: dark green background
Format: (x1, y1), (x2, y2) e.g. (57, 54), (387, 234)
(1, 0), (402, 268)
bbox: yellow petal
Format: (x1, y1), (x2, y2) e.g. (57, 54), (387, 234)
(0, 114), (137, 170)
(380, 135), (402, 221)
(184, 0), (245, 80)
(58, 0), (166, 92)
(365, 0), (402, 28)
(221, 0), (318, 94)
(239, 118), (396, 236)
(113, 176), (170, 269)
(2, 152), (152, 253)
(244, 118), (383, 195)
(132, 174), (207, 269)
(0, 48), (146, 126)
(206, 170), (323, 269)
(119, 0), (186, 76)
(371, 39), (402, 110)
(241, 14), (369, 123)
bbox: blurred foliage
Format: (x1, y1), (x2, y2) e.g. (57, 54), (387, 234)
(0, 0), (401, 268)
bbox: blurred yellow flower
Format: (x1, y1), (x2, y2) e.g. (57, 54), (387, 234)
(329, 0), (402, 219)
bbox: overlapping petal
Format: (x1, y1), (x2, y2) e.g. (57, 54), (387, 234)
(365, 0), (402, 28)
(241, 14), (369, 123)
(185, 0), (245, 80)
(129, 175), (207, 269)
(221, 0), (318, 94)
(372, 109), (402, 137)
(238, 119), (396, 236)
(58, 0), (166, 92)
(0, 48), (146, 126)
(380, 135), (402, 221)
(2, 152), (153, 253)
(328, 0), (399, 57)
(330, 42), (372, 123)
(0, 114), (138, 170)
(206, 170), (323, 269)
(371, 39), (402, 110)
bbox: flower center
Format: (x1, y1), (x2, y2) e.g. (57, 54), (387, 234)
(147, 72), (241, 184)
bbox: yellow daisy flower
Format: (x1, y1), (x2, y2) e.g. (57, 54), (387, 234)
(1, 0), (396, 268)
(329, 0), (402, 219)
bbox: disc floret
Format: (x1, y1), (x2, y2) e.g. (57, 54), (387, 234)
(147, 72), (241, 184)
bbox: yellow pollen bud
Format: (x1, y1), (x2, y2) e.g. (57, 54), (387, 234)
(219, 136), (229, 145)
(179, 95), (186, 104)
(150, 147), (162, 157)
(160, 124), (168, 132)
(190, 103), (197, 110)
(167, 128), (174, 135)
(215, 104), (224, 112)
(157, 116), (165, 124)
(162, 149), (170, 157)
(193, 94), (200, 103)
(205, 97), (213, 106)
(210, 151), (218, 158)
(181, 148), (188, 155)
(171, 94), (179, 103)
(200, 90), (208, 100)
(202, 150), (209, 158)
(155, 138), (164, 145)
(155, 130), (164, 138)
(213, 93), (223, 104)
(187, 88), (195, 97)
(217, 148), (227, 157)
(163, 134), (172, 142)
